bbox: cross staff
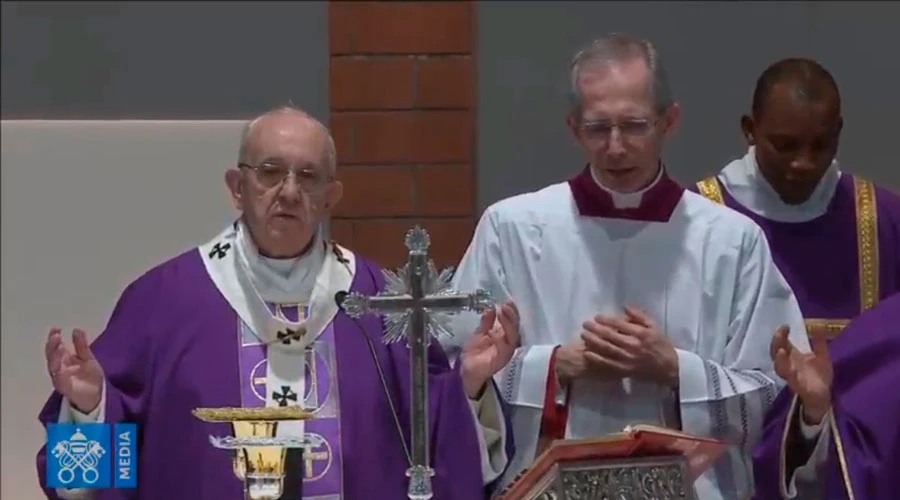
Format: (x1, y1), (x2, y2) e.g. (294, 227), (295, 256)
(341, 226), (494, 500)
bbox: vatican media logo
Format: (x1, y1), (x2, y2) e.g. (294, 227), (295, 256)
(46, 423), (138, 489)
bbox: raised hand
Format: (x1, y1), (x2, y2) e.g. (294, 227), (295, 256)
(580, 305), (679, 385)
(45, 328), (104, 414)
(771, 325), (833, 424)
(460, 301), (520, 398)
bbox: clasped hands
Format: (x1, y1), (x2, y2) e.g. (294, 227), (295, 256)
(556, 306), (679, 387)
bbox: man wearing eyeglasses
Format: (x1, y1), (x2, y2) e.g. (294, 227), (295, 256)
(444, 34), (809, 500)
(36, 105), (517, 499)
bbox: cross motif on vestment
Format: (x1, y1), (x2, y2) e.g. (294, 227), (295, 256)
(208, 242), (231, 259)
(272, 385), (298, 407)
(275, 327), (305, 345)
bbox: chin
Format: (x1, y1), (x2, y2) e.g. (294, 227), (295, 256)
(779, 190), (814, 205)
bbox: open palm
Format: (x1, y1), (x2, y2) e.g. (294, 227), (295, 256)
(45, 328), (104, 413)
(460, 302), (520, 389)
(771, 326), (833, 419)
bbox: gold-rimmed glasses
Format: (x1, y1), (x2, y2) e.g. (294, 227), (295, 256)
(238, 162), (333, 192)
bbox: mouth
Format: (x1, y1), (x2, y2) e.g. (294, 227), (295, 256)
(605, 167), (639, 178)
(271, 213), (299, 221)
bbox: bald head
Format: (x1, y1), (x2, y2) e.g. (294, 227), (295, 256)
(751, 58), (841, 118)
(238, 105), (336, 175)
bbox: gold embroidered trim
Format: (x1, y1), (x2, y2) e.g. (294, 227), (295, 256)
(696, 177), (724, 205)
(192, 406), (313, 422)
(854, 178), (879, 312)
(829, 412), (857, 500)
(804, 318), (851, 340)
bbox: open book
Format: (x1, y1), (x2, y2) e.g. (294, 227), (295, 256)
(496, 424), (730, 500)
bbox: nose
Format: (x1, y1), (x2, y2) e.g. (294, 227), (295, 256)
(787, 156), (817, 179)
(277, 173), (303, 203)
(606, 129), (627, 157)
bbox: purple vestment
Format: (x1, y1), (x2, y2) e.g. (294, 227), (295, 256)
(36, 248), (514, 499)
(690, 174), (900, 320)
(751, 292), (900, 499)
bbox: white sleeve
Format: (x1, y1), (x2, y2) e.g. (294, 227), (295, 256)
(784, 410), (832, 499)
(54, 382), (107, 500)
(466, 383), (510, 484)
(444, 207), (556, 475)
(445, 207), (556, 409)
(679, 225), (811, 494)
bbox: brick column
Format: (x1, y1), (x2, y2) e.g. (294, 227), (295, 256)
(328, 1), (477, 269)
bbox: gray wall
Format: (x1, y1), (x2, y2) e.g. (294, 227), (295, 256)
(0, 3), (328, 498)
(478, 1), (900, 209)
(1, 1), (329, 120)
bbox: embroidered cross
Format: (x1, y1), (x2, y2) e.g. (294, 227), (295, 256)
(276, 327), (305, 345)
(208, 242), (231, 259)
(272, 386), (298, 407)
(303, 440), (330, 479)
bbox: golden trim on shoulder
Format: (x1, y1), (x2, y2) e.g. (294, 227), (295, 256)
(696, 177), (725, 205)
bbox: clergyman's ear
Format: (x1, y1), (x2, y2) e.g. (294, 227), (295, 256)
(324, 180), (344, 212)
(740, 115), (755, 145)
(662, 102), (682, 136)
(225, 168), (243, 210)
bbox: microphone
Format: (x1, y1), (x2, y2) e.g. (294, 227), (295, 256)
(334, 291), (348, 309)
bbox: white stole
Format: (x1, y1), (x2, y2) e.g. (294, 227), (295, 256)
(199, 221), (355, 441)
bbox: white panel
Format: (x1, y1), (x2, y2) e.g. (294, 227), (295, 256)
(0, 120), (244, 499)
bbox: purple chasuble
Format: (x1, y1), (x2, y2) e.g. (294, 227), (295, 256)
(751, 292), (900, 500)
(35, 245), (514, 499)
(690, 174), (900, 325)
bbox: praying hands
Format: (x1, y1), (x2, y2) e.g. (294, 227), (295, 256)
(579, 306), (679, 386)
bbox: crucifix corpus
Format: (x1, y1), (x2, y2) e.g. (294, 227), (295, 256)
(341, 226), (495, 500)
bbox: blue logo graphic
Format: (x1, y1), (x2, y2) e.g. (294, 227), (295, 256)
(46, 423), (138, 489)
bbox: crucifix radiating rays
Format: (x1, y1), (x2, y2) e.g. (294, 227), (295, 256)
(341, 226), (495, 500)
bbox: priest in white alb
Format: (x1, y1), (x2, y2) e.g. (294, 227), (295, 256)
(443, 34), (811, 500)
(36, 106), (516, 499)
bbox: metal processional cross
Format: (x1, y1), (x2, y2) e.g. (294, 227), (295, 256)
(341, 226), (495, 500)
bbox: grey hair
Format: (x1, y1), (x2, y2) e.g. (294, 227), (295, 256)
(237, 104), (337, 175)
(568, 33), (674, 120)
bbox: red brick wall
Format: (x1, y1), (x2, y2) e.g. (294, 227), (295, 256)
(328, 1), (477, 269)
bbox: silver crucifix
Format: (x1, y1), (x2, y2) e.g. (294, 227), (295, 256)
(341, 226), (495, 500)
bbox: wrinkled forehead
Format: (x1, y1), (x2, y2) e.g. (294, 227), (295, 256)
(243, 116), (330, 168)
(577, 59), (656, 118)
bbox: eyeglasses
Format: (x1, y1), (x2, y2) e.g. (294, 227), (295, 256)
(238, 162), (332, 191)
(580, 118), (657, 140)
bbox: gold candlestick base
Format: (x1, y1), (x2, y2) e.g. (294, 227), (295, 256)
(193, 407), (315, 500)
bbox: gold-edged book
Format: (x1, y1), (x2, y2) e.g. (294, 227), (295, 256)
(191, 406), (314, 422)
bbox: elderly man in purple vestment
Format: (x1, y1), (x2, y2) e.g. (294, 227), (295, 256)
(751, 292), (900, 499)
(444, 34), (812, 500)
(36, 105), (518, 500)
(692, 58), (900, 340)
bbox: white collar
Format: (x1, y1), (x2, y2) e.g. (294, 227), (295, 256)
(234, 220), (325, 304)
(590, 164), (663, 209)
(718, 146), (842, 222)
